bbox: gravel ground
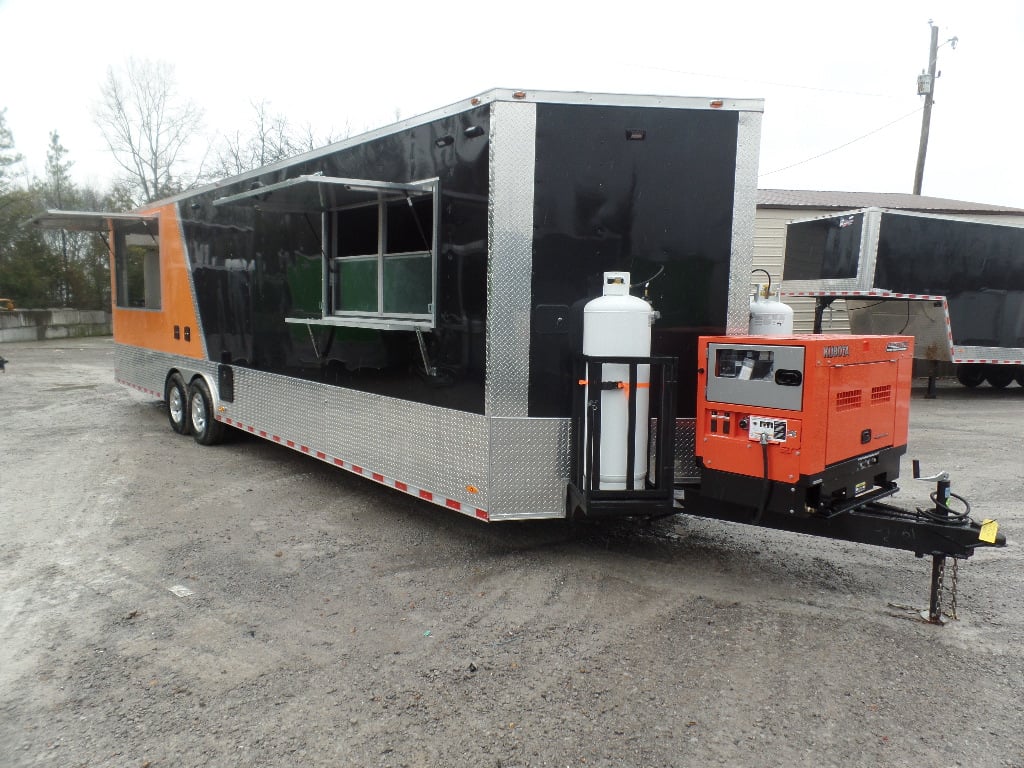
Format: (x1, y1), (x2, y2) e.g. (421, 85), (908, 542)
(1, 337), (1022, 768)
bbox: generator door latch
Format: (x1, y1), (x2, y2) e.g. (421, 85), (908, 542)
(860, 428), (872, 444)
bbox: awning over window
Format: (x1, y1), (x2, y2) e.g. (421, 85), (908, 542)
(26, 210), (159, 235)
(212, 174), (436, 213)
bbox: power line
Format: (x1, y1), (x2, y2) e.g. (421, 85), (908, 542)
(758, 106), (924, 178)
(627, 63), (906, 99)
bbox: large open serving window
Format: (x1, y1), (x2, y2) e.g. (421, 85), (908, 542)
(26, 210), (161, 310)
(213, 174), (439, 331)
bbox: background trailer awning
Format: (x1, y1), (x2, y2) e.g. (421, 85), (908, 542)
(26, 210), (159, 235)
(212, 175), (436, 213)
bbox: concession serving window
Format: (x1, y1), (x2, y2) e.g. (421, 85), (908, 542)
(27, 209), (161, 310)
(214, 174), (439, 331)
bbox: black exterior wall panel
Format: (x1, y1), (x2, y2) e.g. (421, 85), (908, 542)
(181, 106), (491, 413)
(874, 213), (1024, 348)
(529, 104), (739, 417)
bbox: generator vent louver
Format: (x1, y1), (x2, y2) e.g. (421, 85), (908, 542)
(871, 385), (892, 405)
(836, 389), (862, 411)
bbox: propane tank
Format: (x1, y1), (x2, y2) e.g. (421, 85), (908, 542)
(749, 285), (794, 336)
(582, 271), (653, 490)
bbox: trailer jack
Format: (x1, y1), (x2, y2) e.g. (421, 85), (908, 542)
(910, 461), (1000, 624)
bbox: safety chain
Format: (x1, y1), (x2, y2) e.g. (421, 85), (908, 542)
(946, 558), (959, 621)
(934, 557), (945, 617)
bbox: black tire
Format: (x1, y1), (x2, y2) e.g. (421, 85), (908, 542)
(165, 372), (190, 435)
(955, 364), (985, 388)
(1016, 368), (1024, 387)
(984, 366), (1015, 389)
(188, 378), (226, 446)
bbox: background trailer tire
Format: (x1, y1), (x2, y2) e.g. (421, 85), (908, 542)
(165, 372), (190, 435)
(984, 365), (1015, 389)
(189, 378), (226, 446)
(956, 364), (986, 388)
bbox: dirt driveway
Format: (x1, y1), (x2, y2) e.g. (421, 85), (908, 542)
(1, 338), (1022, 767)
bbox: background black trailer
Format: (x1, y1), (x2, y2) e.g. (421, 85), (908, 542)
(781, 207), (1024, 387)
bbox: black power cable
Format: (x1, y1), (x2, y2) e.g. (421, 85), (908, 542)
(753, 433), (770, 524)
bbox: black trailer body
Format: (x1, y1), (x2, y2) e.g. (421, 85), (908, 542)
(34, 90), (764, 520)
(781, 208), (1024, 386)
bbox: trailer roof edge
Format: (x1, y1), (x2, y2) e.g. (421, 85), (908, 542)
(146, 89), (765, 210)
(786, 206), (1024, 228)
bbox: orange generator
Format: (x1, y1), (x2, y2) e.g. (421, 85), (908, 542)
(696, 334), (914, 518)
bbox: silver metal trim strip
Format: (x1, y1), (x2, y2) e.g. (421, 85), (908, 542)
(485, 100), (536, 418)
(726, 110), (762, 333)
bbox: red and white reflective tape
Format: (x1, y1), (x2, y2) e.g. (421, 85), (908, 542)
(952, 357), (1023, 365)
(117, 378), (161, 398)
(781, 289), (946, 300)
(215, 414), (489, 521)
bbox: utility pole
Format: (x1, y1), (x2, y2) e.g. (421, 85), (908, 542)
(913, 21), (956, 195)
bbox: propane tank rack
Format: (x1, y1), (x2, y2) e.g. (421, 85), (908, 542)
(568, 355), (677, 518)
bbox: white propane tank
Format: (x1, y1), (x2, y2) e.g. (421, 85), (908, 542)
(582, 271), (654, 490)
(749, 285), (795, 336)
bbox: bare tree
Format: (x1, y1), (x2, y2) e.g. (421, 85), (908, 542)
(212, 100), (298, 178)
(94, 58), (204, 205)
(210, 101), (351, 179)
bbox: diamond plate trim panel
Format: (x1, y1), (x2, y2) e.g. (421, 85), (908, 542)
(115, 344), (216, 397)
(846, 299), (954, 362)
(674, 418), (700, 482)
(953, 346), (1024, 364)
(485, 100), (536, 417)
(115, 344), (491, 511)
(226, 369), (492, 511)
(727, 111), (763, 333)
(487, 417), (572, 520)
(860, 208), (882, 290)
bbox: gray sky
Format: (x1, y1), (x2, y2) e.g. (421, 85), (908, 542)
(1, 0), (1021, 208)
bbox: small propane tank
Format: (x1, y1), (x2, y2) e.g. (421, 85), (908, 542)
(582, 272), (654, 490)
(749, 284), (794, 336)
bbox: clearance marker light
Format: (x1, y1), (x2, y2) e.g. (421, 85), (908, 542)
(710, 99), (724, 108)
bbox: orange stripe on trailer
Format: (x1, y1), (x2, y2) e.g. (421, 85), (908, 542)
(110, 203), (204, 359)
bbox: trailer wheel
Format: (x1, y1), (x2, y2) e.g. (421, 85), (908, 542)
(165, 372), (190, 435)
(955, 364), (985, 388)
(189, 378), (226, 446)
(1016, 368), (1024, 387)
(984, 366), (1015, 389)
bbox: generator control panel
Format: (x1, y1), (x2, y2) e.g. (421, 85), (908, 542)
(706, 342), (805, 411)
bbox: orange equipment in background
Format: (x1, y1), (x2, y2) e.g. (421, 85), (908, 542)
(696, 334), (914, 518)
